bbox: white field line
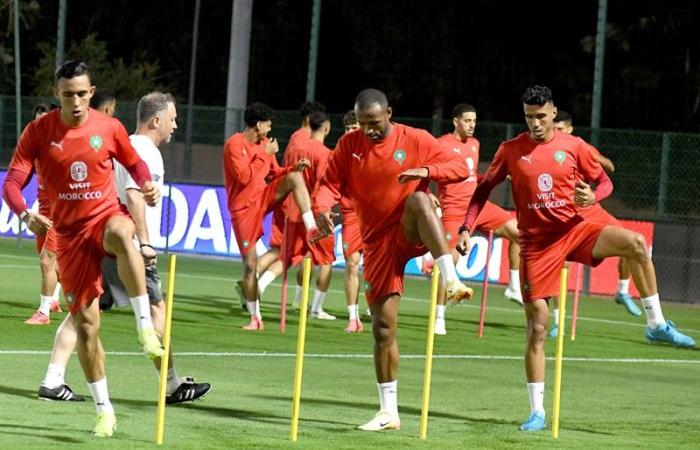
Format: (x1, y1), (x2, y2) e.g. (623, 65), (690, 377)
(0, 350), (697, 364)
(2, 255), (700, 333)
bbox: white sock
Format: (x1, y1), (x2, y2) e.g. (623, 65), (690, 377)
(295, 284), (303, 305)
(311, 290), (327, 313)
(87, 378), (114, 414)
(435, 254), (458, 285)
(39, 295), (53, 316)
(509, 269), (521, 292)
(552, 308), (559, 326)
(617, 279), (630, 295)
(436, 304), (446, 321)
(377, 380), (398, 418)
(348, 304), (358, 320)
(258, 271), (276, 295)
(52, 282), (62, 300)
(641, 293), (666, 328)
(42, 363), (65, 389)
(130, 295), (154, 333)
(527, 382), (545, 415)
(301, 211), (316, 231)
(247, 299), (261, 319)
(161, 367), (180, 395)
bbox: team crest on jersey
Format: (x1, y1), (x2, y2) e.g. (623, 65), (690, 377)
(522, 282), (530, 293)
(445, 232), (452, 241)
(343, 242), (349, 250)
(393, 149), (407, 165)
(554, 150), (566, 165)
(89, 135), (103, 151)
(364, 281), (372, 293)
(537, 173), (553, 192)
(70, 161), (88, 182)
(65, 293), (75, 305)
(242, 240), (250, 249)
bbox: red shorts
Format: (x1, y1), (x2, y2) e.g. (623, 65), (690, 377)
(231, 179), (283, 256)
(577, 204), (622, 228)
(441, 201), (512, 247)
(36, 227), (58, 254)
(341, 212), (363, 257)
(363, 224), (427, 304)
(268, 206), (285, 248)
(57, 207), (127, 314)
(284, 221), (335, 266)
(520, 220), (607, 302)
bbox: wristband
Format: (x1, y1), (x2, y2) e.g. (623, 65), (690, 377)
(19, 210), (29, 222)
(139, 243), (155, 250)
(458, 224), (469, 235)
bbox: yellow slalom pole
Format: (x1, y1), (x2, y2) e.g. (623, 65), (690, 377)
(290, 256), (312, 441)
(419, 266), (440, 440)
(156, 254), (177, 445)
(552, 267), (568, 439)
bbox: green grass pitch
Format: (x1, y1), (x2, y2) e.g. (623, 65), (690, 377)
(0, 237), (698, 449)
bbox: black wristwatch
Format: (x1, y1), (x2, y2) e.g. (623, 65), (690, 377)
(458, 224), (469, 235)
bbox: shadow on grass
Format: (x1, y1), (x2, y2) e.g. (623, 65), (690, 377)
(0, 427), (85, 444)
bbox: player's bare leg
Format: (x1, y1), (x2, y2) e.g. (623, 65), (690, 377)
(591, 226), (694, 347)
(26, 248), (62, 324)
(240, 250), (263, 330)
(344, 251), (363, 332)
(402, 192), (472, 304)
(494, 219), (523, 306)
(358, 294), (401, 431)
(74, 299), (116, 436)
(257, 255), (283, 298)
(310, 263), (335, 320)
(614, 255), (641, 315)
(522, 298), (549, 430)
(103, 215), (163, 357)
(38, 313), (84, 401)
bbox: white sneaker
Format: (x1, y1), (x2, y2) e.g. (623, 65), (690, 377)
(445, 280), (473, 306)
(311, 310), (336, 320)
(358, 410), (401, 431)
(434, 318), (447, 335)
(504, 287), (524, 307)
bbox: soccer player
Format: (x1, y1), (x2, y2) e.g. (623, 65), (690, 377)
(457, 85), (695, 432)
(24, 103), (63, 325)
(432, 103), (523, 336)
(90, 89), (117, 116)
(2, 60), (161, 437)
(224, 102), (318, 331)
(339, 110), (366, 332)
(314, 88), (473, 431)
(548, 110), (641, 338)
(284, 111), (337, 319)
(235, 101), (327, 309)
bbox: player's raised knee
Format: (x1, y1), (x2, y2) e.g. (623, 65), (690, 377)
(630, 232), (649, 260)
(405, 191), (431, 214)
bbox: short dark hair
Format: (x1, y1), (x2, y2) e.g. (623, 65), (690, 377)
(137, 92), (175, 124)
(243, 102), (274, 127)
(90, 89), (116, 110)
(452, 103), (476, 118)
(355, 88), (388, 110)
(342, 110), (357, 126)
(554, 110), (572, 124)
(521, 85), (553, 106)
(299, 101), (326, 118)
(308, 111), (329, 132)
(55, 60), (91, 83)
(33, 103), (53, 115)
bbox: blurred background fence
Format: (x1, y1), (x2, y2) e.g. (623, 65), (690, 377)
(2, 95), (699, 302)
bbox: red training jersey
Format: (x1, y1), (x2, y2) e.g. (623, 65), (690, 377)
(223, 133), (291, 214)
(284, 138), (332, 223)
(8, 108), (142, 233)
(472, 130), (602, 243)
(436, 134), (480, 219)
(314, 123), (468, 247)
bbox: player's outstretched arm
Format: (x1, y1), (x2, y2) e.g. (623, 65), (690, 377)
(398, 167), (429, 183)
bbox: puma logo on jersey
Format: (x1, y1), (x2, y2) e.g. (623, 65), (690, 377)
(520, 155), (532, 164)
(352, 153), (363, 162)
(452, 147), (462, 154)
(50, 141), (64, 151)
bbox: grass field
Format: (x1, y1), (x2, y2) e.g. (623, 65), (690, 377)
(1, 237), (699, 449)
